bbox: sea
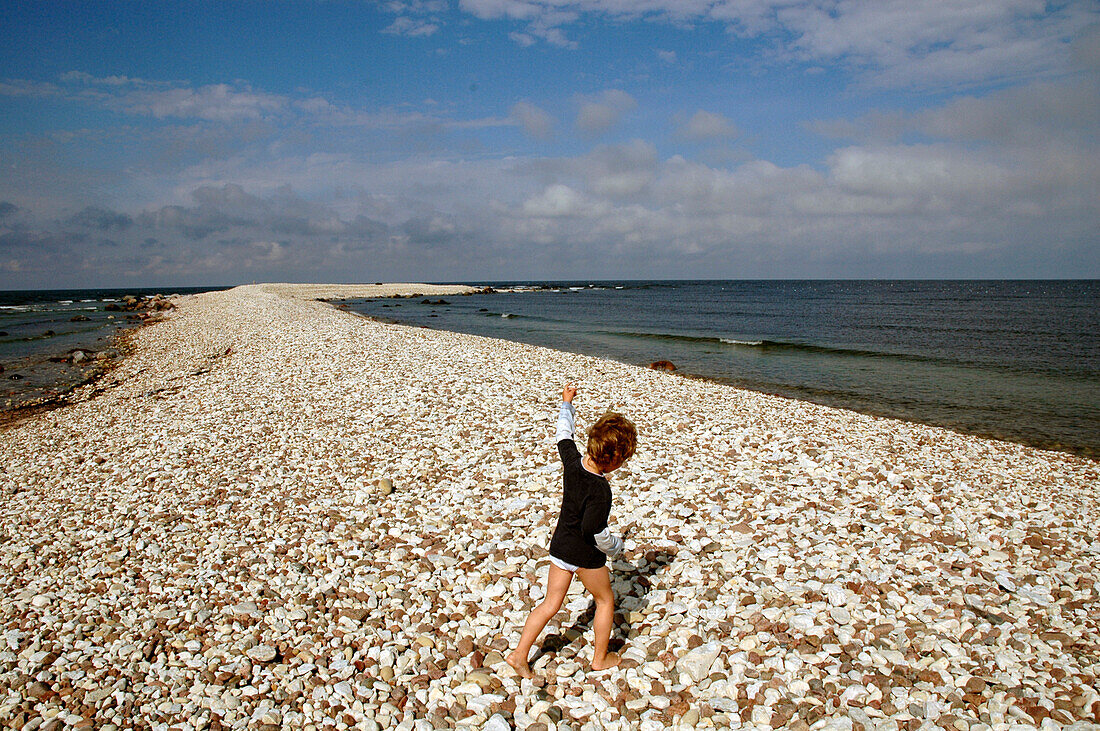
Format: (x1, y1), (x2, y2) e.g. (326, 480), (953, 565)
(0, 287), (225, 410)
(2, 281), (1096, 458)
(345, 280), (1099, 459)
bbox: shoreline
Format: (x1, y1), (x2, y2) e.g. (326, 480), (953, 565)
(1, 284), (1097, 729)
(0, 320), (140, 430)
(0, 284), (481, 426)
(255, 282), (485, 300)
(0, 290), (193, 418)
(355, 310), (1098, 463)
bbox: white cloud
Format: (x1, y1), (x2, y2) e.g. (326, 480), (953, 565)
(460, 0), (582, 46)
(383, 16), (440, 36)
(826, 145), (1011, 207)
(679, 110), (739, 140)
(522, 184), (589, 217)
(0, 79), (60, 98)
(510, 101), (555, 139)
(509, 31), (537, 46)
(58, 71), (154, 88)
(451, 0), (1099, 88)
(5, 128), (1097, 283)
(3, 64), (1097, 283)
(248, 240), (288, 264)
(1072, 22), (1100, 69)
(916, 79), (1100, 145)
(812, 77), (1100, 148)
(385, 0), (448, 12)
(575, 89), (636, 135)
(0, 71), (506, 133)
(122, 83), (287, 122)
(381, 0), (447, 37)
(656, 49), (677, 64)
(773, 0), (1091, 88)
(0, 73), (290, 122)
(574, 139), (658, 198)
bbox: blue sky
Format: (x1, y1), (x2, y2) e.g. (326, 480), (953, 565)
(1, 1), (1098, 287)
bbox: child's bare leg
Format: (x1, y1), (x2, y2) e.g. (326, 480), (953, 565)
(576, 566), (621, 671)
(507, 564), (573, 678)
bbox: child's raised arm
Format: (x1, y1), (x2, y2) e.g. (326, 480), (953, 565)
(556, 384), (577, 443)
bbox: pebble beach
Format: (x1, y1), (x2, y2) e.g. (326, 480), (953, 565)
(1, 283), (1098, 731)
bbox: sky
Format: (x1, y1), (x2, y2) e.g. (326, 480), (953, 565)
(0, 1), (1098, 287)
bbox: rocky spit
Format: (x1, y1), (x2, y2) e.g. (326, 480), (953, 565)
(1, 284), (1098, 731)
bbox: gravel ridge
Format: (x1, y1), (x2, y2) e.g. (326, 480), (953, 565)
(1, 284), (1097, 731)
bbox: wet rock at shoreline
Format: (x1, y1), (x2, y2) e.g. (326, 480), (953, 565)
(104, 293), (176, 313)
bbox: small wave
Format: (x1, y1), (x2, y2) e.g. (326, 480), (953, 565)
(0, 305), (29, 311)
(596, 329), (742, 346)
(58, 300), (73, 305)
(598, 329), (951, 364)
(80, 299), (96, 303)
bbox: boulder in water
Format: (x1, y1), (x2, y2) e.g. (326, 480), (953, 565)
(649, 360), (677, 371)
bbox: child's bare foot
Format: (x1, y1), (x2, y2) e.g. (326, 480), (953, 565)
(590, 652), (621, 672)
(505, 651), (536, 679)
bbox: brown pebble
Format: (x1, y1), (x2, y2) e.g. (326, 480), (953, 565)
(965, 676), (987, 694)
(26, 682), (51, 699)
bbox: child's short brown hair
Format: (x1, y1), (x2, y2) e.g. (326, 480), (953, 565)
(586, 412), (637, 472)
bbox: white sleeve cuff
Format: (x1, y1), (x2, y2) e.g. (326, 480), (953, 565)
(555, 401), (576, 442)
(594, 528), (623, 557)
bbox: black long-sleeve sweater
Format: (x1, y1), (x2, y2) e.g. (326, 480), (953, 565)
(548, 405), (614, 569)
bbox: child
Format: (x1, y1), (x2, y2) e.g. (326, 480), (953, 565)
(506, 383), (637, 678)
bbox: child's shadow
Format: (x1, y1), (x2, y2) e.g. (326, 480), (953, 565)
(532, 549), (675, 664)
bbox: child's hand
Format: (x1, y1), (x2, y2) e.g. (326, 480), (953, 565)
(562, 383), (578, 403)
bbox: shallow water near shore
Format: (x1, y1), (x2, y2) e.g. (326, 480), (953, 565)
(348, 280), (1100, 458)
(0, 287), (226, 408)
